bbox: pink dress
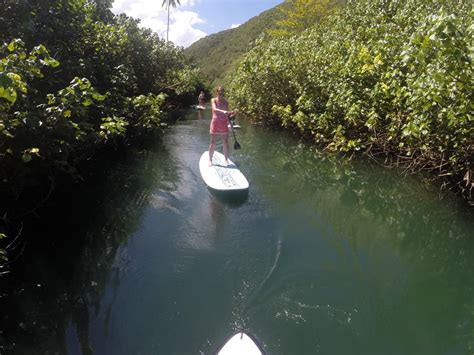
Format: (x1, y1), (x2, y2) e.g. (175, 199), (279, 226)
(210, 99), (229, 134)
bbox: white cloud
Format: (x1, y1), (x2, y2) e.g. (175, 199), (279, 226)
(169, 11), (207, 48)
(231, 23), (241, 29)
(111, 0), (207, 47)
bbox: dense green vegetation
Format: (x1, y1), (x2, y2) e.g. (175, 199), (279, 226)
(0, 0), (205, 261)
(184, 0), (346, 88)
(229, 0), (473, 205)
(184, 6), (282, 88)
(268, 0), (345, 37)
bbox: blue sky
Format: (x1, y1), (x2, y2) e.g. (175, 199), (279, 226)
(112, 0), (283, 48)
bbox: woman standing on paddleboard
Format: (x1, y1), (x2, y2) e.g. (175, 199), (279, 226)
(209, 86), (234, 166)
(198, 91), (205, 107)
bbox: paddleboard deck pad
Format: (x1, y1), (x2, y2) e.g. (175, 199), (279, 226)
(199, 151), (249, 191)
(218, 332), (263, 355)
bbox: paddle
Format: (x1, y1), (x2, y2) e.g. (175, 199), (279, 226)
(228, 112), (241, 150)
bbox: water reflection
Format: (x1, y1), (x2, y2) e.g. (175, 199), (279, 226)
(0, 140), (181, 354)
(209, 188), (249, 207)
(235, 127), (474, 354)
(1, 111), (473, 354)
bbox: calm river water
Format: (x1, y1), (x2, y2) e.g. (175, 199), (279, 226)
(1, 108), (474, 355)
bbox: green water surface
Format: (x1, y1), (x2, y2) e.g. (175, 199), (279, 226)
(1, 108), (473, 355)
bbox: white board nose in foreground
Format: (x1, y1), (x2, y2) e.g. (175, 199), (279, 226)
(218, 332), (263, 355)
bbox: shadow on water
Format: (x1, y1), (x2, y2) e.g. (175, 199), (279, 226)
(0, 139), (181, 355)
(208, 188), (249, 207)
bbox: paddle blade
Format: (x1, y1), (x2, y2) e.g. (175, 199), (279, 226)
(234, 141), (241, 150)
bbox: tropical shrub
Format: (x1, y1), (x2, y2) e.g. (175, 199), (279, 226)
(0, 0), (206, 260)
(229, 0), (473, 203)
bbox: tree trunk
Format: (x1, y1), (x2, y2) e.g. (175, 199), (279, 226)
(166, 4), (170, 42)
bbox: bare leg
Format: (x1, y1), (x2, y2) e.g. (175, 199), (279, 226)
(209, 135), (216, 166)
(222, 134), (229, 165)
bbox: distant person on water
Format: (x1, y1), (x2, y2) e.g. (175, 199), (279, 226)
(198, 91), (205, 107)
(209, 86), (235, 166)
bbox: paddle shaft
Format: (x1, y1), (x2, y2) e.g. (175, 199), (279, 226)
(228, 115), (241, 149)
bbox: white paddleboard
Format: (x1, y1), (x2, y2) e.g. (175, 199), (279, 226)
(218, 332), (263, 355)
(228, 124), (241, 129)
(199, 151), (249, 191)
(196, 105), (206, 110)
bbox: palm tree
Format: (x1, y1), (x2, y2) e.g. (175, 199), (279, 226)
(162, 0), (181, 42)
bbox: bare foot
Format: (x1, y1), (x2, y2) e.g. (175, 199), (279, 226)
(208, 160), (213, 167)
(224, 160), (229, 166)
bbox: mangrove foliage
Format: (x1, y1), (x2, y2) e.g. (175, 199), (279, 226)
(229, 0), (473, 205)
(0, 0), (205, 263)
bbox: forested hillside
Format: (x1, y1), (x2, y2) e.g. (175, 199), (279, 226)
(184, 0), (346, 88)
(184, 6), (282, 88)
